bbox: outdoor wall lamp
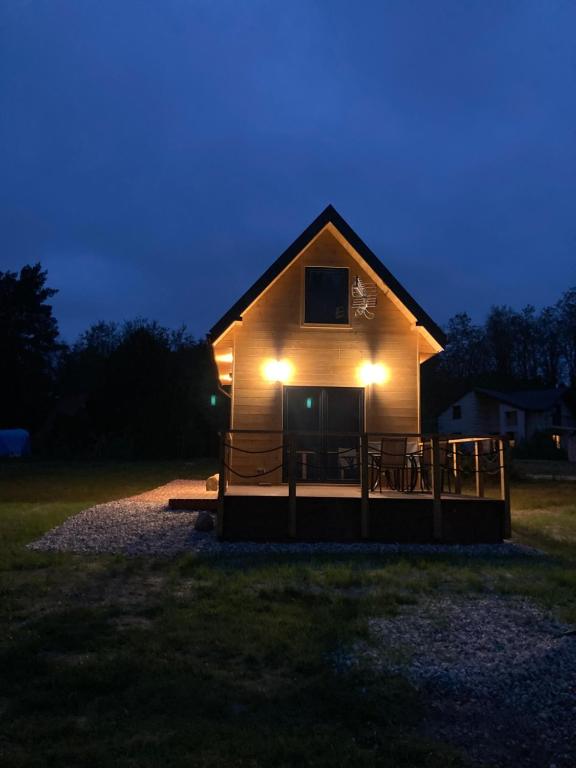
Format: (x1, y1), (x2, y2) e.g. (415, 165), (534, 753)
(262, 359), (293, 383)
(358, 362), (390, 385)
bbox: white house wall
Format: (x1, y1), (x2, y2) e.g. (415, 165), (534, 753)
(438, 391), (485, 435)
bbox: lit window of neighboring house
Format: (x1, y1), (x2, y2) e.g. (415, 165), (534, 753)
(552, 434), (561, 450)
(452, 405), (462, 420)
(504, 410), (518, 427)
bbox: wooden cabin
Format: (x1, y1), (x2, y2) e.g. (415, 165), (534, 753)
(204, 206), (510, 542)
(210, 205), (444, 474)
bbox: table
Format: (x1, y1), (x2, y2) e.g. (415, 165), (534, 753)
(296, 449), (316, 481)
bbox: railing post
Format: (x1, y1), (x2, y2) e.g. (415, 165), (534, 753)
(452, 443), (462, 495)
(474, 441), (484, 498)
(431, 435), (442, 541)
(499, 438), (511, 539)
(361, 433), (369, 539)
(288, 433), (297, 539)
(216, 431), (226, 539)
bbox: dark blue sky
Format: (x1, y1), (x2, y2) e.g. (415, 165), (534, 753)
(2, 1), (575, 341)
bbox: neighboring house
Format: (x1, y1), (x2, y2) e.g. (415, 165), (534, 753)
(209, 204), (445, 484)
(438, 388), (576, 456)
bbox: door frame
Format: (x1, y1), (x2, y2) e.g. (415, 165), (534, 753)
(282, 385), (365, 483)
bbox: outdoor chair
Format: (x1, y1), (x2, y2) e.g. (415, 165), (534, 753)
(372, 437), (408, 492)
(419, 440), (452, 493)
(404, 439), (421, 492)
(338, 446), (358, 480)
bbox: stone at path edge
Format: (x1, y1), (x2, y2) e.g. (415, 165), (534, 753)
(194, 511), (215, 532)
(205, 474), (219, 491)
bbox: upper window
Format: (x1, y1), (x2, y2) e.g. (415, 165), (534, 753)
(452, 405), (462, 420)
(504, 410), (518, 427)
(304, 267), (349, 325)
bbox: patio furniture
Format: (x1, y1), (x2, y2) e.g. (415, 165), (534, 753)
(419, 439), (452, 493)
(296, 449), (316, 481)
(337, 446), (358, 480)
(371, 437), (408, 492)
(403, 440), (422, 492)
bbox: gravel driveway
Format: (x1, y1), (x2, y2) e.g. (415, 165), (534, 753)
(29, 480), (539, 557)
(361, 596), (576, 768)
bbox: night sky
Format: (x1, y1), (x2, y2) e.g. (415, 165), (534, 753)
(1, 1), (575, 341)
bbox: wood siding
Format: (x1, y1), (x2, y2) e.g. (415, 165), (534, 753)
(215, 228), (421, 484)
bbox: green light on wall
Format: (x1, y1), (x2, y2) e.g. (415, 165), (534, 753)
(210, 394), (217, 407)
(306, 397), (313, 409)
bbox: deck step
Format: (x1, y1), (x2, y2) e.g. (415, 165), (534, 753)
(168, 498), (217, 511)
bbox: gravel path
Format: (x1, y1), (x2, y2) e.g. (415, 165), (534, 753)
(29, 480), (540, 558)
(361, 596), (576, 768)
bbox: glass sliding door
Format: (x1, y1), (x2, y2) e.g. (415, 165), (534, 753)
(283, 387), (323, 482)
(283, 386), (364, 483)
(323, 387), (363, 482)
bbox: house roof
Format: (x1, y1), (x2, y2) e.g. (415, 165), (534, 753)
(208, 204), (446, 347)
(475, 387), (568, 412)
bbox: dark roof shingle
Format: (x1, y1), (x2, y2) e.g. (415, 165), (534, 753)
(475, 387), (568, 411)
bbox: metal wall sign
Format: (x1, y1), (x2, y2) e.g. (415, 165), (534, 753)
(351, 276), (377, 319)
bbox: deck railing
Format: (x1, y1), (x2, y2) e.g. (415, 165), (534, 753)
(217, 431), (511, 540)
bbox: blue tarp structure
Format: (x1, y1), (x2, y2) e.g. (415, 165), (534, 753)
(0, 429), (31, 457)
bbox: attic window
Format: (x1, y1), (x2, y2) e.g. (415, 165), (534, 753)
(452, 405), (462, 420)
(304, 267), (349, 325)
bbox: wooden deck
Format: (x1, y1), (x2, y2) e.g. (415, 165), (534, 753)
(168, 484), (492, 505)
(168, 432), (511, 544)
(224, 485), (490, 500)
(221, 485), (505, 544)
(169, 483), (507, 544)
(212, 430), (512, 544)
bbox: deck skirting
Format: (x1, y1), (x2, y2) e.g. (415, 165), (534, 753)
(220, 493), (506, 544)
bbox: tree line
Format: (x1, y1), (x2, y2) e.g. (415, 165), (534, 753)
(1, 263), (574, 456)
(0, 264), (225, 458)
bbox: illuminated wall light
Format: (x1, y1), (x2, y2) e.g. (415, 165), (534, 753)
(210, 394), (217, 407)
(358, 362), (390, 386)
(372, 364), (390, 384)
(216, 352), (233, 363)
(262, 359), (293, 383)
(306, 397), (313, 409)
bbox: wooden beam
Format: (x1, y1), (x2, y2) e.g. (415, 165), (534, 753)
(452, 443), (462, 494)
(216, 432), (226, 539)
(431, 436), (442, 540)
(474, 441), (485, 498)
(499, 439), (511, 539)
(288, 434), (297, 538)
(360, 434), (369, 539)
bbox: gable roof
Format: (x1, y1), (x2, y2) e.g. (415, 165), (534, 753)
(475, 387), (569, 412)
(208, 204), (446, 347)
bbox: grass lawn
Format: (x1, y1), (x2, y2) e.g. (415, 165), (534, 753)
(0, 461), (575, 767)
